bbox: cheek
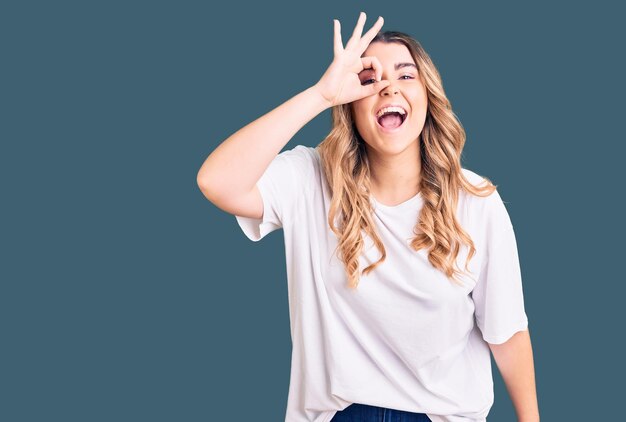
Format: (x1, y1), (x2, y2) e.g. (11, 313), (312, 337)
(410, 84), (426, 99)
(352, 104), (373, 127)
(418, 85), (429, 104)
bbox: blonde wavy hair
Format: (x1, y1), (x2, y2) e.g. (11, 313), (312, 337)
(317, 31), (497, 289)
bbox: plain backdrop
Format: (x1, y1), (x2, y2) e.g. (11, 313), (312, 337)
(2, 0), (624, 420)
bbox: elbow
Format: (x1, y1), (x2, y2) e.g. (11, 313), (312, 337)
(197, 170), (216, 197)
(197, 170), (208, 190)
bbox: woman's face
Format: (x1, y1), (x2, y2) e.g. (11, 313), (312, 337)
(351, 42), (428, 155)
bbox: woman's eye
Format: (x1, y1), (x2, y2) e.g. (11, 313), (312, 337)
(362, 75), (415, 85)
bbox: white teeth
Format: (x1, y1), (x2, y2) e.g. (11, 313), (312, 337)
(376, 106), (407, 118)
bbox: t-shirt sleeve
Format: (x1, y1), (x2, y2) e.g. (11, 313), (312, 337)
(471, 189), (529, 344)
(234, 144), (315, 242)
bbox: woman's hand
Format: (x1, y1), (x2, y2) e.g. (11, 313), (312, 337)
(314, 12), (391, 108)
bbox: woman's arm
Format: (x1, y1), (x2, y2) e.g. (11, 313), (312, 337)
(197, 12), (389, 207)
(488, 328), (540, 422)
(197, 85), (329, 200)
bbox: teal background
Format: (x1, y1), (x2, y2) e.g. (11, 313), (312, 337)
(2, 0), (623, 420)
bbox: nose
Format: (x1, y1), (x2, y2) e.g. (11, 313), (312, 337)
(380, 82), (399, 96)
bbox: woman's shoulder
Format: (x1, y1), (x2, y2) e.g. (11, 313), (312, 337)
(270, 145), (321, 195)
(279, 144), (319, 168)
(461, 167), (489, 187)
(271, 144), (320, 177)
(460, 167), (513, 233)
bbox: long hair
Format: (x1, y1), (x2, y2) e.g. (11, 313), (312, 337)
(316, 31), (496, 289)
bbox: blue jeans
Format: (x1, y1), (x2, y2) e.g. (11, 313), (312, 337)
(330, 403), (432, 421)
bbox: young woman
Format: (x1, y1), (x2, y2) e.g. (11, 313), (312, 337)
(197, 12), (539, 422)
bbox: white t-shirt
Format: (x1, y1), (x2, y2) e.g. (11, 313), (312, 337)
(234, 144), (529, 422)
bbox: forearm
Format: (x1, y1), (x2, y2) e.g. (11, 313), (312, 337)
(197, 85), (330, 197)
(488, 329), (540, 422)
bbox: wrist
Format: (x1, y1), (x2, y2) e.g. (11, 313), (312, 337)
(518, 411), (540, 422)
(310, 84), (333, 110)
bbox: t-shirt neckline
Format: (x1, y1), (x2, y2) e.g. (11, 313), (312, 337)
(370, 191), (423, 211)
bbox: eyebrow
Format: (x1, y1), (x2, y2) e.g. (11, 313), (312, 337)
(395, 62), (417, 70)
(360, 62), (418, 74)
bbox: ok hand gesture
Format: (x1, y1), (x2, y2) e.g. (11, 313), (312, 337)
(315, 12), (391, 108)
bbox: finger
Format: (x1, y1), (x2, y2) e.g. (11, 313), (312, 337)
(363, 80), (391, 97)
(345, 11), (366, 50)
(360, 56), (384, 82)
(333, 19), (343, 56)
(358, 16), (384, 54)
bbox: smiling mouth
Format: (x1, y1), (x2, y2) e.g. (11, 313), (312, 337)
(376, 112), (407, 131)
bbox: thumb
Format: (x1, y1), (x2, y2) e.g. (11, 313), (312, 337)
(368, 80), (391, 95)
